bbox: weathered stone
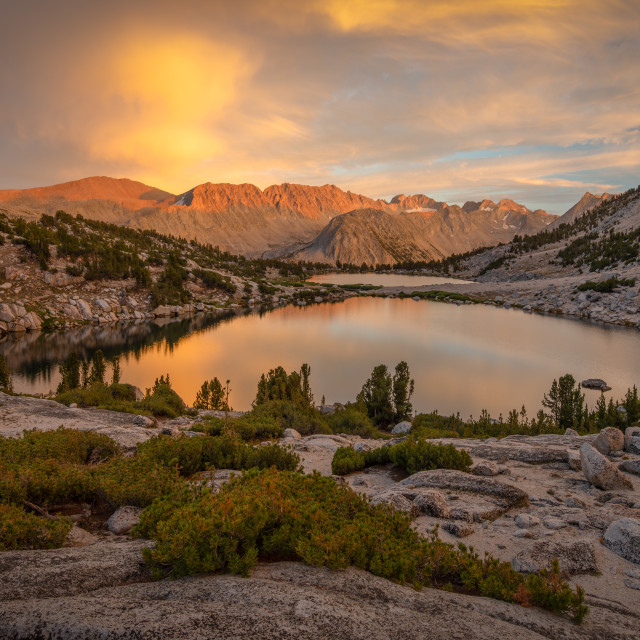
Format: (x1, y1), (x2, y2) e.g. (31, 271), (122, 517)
(94, 298), (112, 312)
(580, 443), (633, 491)
(625, 436), (640, 455)
(542, 516), (567, 530)
(472, 461), (499, 476)
(153, 305), (171, 317)
(132, 414), (157, 428)
(515, 513), (540, 529)
(512, 541), (597, 575)
(593, 427), (625, 455)
(106, 506), (143, 535)
(283, 428), (302, 439)
(370, 491), (419, 516)
(0, 540), (152, 601)
(471, 444), (568, 464)
(391, 420), (412, 435)
(564, 428), (580, 437)
(620, 459), (640, 475)
(413, 490), (450, 518)
(63, 526), (98, 548)
(442, 521), (474, 537)
(567, 450), (582, 471)
(399, 470), (528, 510)
(603, 518), (640, 565)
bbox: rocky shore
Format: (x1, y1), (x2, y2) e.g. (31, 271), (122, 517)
(1, 394), (639, 638)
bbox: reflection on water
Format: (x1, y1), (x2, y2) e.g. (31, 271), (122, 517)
(309, 273), (472, 287)
(3, 298), (639, 418)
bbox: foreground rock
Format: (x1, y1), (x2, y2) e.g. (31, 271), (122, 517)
(593, 427), (625, 455)
(106, 506), (143, 535)
(580, 444), (633, 491)
(511, 541), (598, 575)
(603, 519), (640, 565)
(1, 560), (638, 640)
(0, 540), (152, 601)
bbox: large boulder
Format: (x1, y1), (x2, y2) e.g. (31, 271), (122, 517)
(593, 427), (625, 455)
(0, 540), (152, 601)
(370, 491), (419, 516)
(472, 461), (499, 476)
(399, 470), (528, 510)
(512, 541), (597, 575)
(105, 506), (143, 535)
(580, 443), (633, 490)
(603, 518), (640, 565)
(620, 459), (640, 476)
(412, 490), (450, 518)
(626, 436), (640, 455)
(391, 421), (412, 435)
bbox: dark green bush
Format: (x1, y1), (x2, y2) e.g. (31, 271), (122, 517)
(332, 438), (472, 476)
(137, 434), (301, 477)
(0, 503), (72, 551)
(331, 446), (365, 475)
(388, 438), (472, 475)
(193, 410), (284, 441)
(326, 405), (384, 438)
(0, 427), (121, 466)
(138, 468), (587, 622)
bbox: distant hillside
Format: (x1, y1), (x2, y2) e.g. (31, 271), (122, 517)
(288, 201), (553, 266)
(446, 189), (640, 282)
(0, 176), (552, 261)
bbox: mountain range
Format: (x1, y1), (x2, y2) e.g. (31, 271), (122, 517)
(0, 177), (556, 264)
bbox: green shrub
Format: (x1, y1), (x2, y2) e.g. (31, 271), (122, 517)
(137, 434), (301, 477)
(138, 468), (587, 622)
(332, 438), (472, 476)
(0, 427), (121, 466)
(387, 438), (472, 475)
(326, 405), (384, 438)
(194, 410), (284, 441)
(93, 456), (182, 508)
(140, 375), (186, 418)
(331, 447), (365, 475)
(0, 503), (72, 551)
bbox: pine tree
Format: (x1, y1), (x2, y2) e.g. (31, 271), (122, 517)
(57, 352), (81, 393)
(111, 357), (121, 385)
(89, 350), (106, 385)
(392, 361), (414, 422)
(357, 364), (394, 427)
(0, 354), (12, 392)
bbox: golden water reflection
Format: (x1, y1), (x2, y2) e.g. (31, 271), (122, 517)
(6, 298), (640, 418)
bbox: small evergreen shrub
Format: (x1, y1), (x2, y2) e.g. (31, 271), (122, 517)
(137, 434), (301, 477)
(0, 503), (72, 551)
(332, 438), (472, 476)
(331, 447), (365, 475)
(138, 468), (587, 622)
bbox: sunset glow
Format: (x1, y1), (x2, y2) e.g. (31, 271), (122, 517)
(1, 0), (638, 211)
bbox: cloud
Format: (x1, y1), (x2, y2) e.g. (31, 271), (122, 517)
(0, 0), (638, 211)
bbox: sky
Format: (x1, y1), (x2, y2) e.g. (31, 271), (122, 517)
(0, 0), (638, 214)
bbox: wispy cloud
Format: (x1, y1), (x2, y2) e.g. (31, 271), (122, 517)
(0, 0), (638, 213)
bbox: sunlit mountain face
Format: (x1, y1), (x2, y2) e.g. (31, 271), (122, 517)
(0, 0), (638, 214)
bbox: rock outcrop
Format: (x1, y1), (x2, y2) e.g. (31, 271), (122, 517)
(580, 444), (633, 491)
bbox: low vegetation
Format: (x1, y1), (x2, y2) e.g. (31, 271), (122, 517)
(136, 468), (587, 623)
(576, 277), (636, 293)
(331, 438), (472, 476)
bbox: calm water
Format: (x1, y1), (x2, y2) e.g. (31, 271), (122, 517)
(2, 298), (639, 417)
(309, 273), (472, 287)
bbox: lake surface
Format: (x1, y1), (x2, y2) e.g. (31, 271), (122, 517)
(2, 298), (639, 418)
(308, 273), (471, 287)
